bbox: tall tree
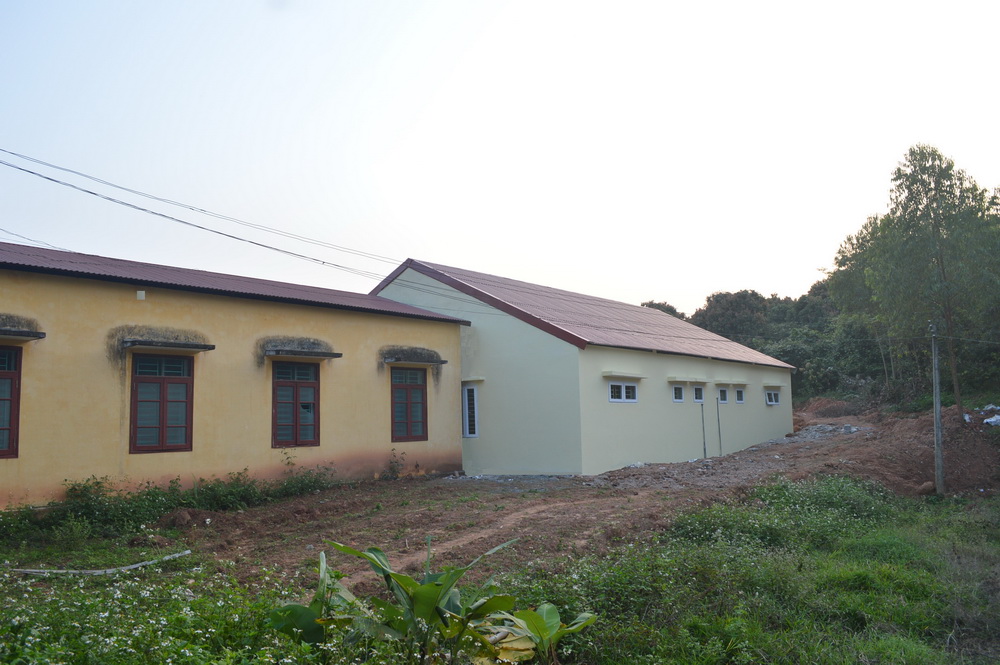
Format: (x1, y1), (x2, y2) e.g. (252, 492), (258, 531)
(832, 145), (1000, 409)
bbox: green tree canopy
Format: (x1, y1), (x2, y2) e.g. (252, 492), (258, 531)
(829, 145), (1000, 405)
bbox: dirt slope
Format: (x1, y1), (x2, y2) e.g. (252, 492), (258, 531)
(173, 402), (1000, 588)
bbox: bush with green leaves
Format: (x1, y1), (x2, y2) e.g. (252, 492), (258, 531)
(270, 539), (597, 665)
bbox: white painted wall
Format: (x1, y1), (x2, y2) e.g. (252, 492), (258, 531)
(379, 269), (584, 475)
(578, 347), (793, 474)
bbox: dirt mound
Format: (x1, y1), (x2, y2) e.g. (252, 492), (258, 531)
(799, 397), (858, 418)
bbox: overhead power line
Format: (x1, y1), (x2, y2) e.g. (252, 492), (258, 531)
(0, 147), (400, 265)
(0, 158), (385, 280)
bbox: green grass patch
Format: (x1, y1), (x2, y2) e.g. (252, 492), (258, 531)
(1, 476), (998, 664)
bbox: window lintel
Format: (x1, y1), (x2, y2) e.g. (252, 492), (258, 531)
(667, 376), (706, 384)
(601, 371), (646, 380)
(121, 339), (215, 353)
(265, 349), (342, 360)
(383, 357), (447, 366)
(0, 328), (45, 342)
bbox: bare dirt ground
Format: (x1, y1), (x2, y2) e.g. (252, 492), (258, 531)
(170, 400), (1000, 591)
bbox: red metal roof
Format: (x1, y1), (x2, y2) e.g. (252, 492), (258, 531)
(0, 242), (467, 324)
(373, 259), (794, 369)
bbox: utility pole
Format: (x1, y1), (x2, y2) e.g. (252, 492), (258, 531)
(930, 322), (945, 495)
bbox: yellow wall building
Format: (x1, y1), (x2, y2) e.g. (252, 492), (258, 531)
(0, 243), (465, 508)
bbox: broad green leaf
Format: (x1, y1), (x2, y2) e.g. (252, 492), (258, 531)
(537, 603), (562, 637)
(267, 604), (324, 645)
(561, 612), (597, 635)
(467, 594), (516, 619)
(412, 582), (448, 623)
(512, 608), (551, 641)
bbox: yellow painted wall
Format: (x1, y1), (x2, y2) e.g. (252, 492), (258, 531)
(379, 269), (584, 475)
(578, 347), (794, 474)
(0, 269), (463, 507)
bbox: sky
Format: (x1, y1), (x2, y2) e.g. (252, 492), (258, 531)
(2, 1), (998, 316)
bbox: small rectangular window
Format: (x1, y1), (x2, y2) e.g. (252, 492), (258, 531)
(693, 386), (704, 403)
(0, 347), (21, 459)
(718, 388), (728, 404)
(130, 355), (193, 453)
(766, 390), (780, 405)
(462, 384), (478, 438)
(273, 362), (320, 447)
(672, 385), (684, 403)
(391, 368), (428, 442)
(608, 382), (638, 403)
(735, 388), (745, 404)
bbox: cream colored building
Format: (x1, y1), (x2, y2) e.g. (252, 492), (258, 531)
(373, 260), (795, 476)
(0, 243), (465, 507)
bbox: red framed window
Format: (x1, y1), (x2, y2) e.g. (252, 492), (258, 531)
(0, 346), (21, 459)
(130, 355), (193, 453)
(272, 362), (319, 447)
(391, 367), (427, 442)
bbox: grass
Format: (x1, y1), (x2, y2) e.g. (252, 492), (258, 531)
(500, 477), (1000, 664)
(1, 476), (997, 664)
(0, 462), (338, 566)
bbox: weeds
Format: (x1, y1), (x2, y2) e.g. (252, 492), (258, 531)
(2, 477), (997, 664)
(380, 448), (406, 480)
(0, 462), (339, 548)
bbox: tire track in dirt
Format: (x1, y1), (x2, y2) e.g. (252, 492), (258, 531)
(342, 498), (614, 587)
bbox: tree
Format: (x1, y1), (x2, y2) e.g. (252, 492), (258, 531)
(640, 300), (686, 320)
(830, 145), (1000, 408)
(689, 290), (768, 343)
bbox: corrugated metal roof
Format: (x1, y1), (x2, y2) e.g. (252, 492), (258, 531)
(374, 259), (794, 369)
(0, 242), (467, 324)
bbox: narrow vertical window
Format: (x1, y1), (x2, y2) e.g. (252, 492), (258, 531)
(0, 347), (21, 459)
(735, 388), (745, 404)
(462, 383), (478, 438)
(718, 388), (728, 404)
(693, 386), (705, 403)
(130, 355), (193, 453)
(672, 385), (684, 403)
(391, 368), (427, 442)
(273, 362), (320, 447)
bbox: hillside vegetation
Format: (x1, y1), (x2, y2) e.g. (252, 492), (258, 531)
(645, 145), (1000, 409)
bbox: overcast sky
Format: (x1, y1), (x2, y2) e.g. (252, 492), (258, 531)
(2, 1), (998, 315)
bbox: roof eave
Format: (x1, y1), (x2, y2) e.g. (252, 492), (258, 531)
(2, 262), (470, 326)
(585, 343), (796, 370)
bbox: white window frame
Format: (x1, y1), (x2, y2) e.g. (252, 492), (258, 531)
(462, 383), (479, 438)
(672, 385), (684, 403)
(718, 388), (728, 404)
(765, 389), (780, 406)
(735, 388), (745, 404)
(693, 385), (705, 403)
(608, 381), (638, 403)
